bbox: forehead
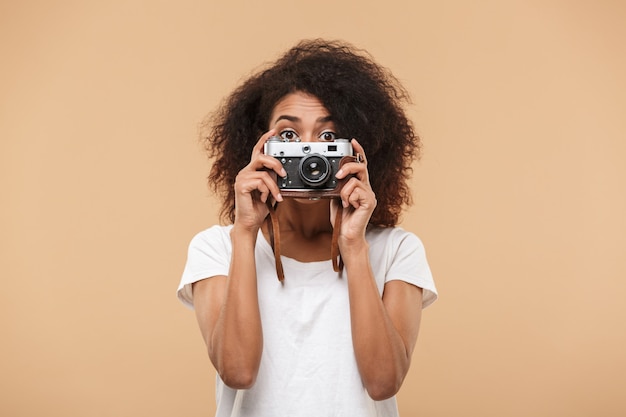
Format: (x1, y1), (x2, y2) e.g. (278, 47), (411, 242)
(270, 92), (330, 122)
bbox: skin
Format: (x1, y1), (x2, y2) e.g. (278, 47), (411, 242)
(192, 92), (423, 400)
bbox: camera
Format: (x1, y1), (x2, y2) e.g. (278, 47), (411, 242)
(264, 136), (353, 197)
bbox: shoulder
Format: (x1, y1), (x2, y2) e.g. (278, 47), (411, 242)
(366, 226), (438, 308)
(186, 224), (235, 257)
(190, 224), (234, 247)
(178, 225), (234, 309)
(366, 226), (424, 251)
(365, 226), (426, 266)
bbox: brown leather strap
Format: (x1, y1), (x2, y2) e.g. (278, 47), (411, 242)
(331, 203), (343, 273)
(265, 200), (284, 282)
(329, 153), (362, 273)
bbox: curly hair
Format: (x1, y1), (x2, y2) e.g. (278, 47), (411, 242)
(201, 39), (422, 227)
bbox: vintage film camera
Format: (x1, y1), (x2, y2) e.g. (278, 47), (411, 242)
(264, 136), (354, 198)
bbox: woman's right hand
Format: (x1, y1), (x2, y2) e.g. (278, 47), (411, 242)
(233, 130), (286, 232)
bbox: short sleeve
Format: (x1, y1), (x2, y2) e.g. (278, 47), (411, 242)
(385, 229), (438, 308)
(176, 225), (233, 309)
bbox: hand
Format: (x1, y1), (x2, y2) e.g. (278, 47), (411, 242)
(233, 130), (286, 232)
(331, 139), (377, 249)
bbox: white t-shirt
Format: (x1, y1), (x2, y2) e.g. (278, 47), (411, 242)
(178, 225), (437, 417)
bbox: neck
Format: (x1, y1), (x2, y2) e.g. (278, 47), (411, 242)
(275, 198), (332, 238)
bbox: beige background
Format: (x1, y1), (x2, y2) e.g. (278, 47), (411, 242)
(1, 1), (625, 416)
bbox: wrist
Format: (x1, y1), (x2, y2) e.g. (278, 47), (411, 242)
(230, 224), (260, 243)
(339, 238), (369, 265)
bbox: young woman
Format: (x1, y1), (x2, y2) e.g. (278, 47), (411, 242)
(178, 39), (437, 417)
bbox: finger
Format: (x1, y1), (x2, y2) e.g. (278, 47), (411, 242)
(340, 177), (375, 208)
(259, 186), (269, 203)
(251, 129), (277, 159)
(348, 188), (363, 209)
(339, 178), (360, 208)
(237, 171), (284, 202)
(251, 178), (271, 203)
(248, 154), (287, 177)
(247, 131), (287, 178)
(336, 160), (369, 184)
(335, 139), (369, 183)
(350, 138), (367, 165)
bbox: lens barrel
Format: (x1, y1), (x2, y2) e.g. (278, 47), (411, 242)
(298, 154), (331, 186)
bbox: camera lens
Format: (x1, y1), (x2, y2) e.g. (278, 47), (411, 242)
(298, 155), (330, 187)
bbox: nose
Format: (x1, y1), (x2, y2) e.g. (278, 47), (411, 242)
(299, 133), (316, 143)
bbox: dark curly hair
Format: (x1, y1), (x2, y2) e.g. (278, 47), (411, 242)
(201, 39), (421, 226)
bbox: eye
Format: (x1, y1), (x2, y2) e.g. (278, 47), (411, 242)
(318, 131), (337, 141)
(279, 129), (300, 141)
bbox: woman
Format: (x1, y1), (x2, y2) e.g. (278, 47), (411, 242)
(178, 39), (437, 417)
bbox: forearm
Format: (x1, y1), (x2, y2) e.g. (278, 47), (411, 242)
(210, 226), (263, 388)
(343, 242), (411, 400)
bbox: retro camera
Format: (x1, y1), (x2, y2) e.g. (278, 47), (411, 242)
(264, 136), (353, 196)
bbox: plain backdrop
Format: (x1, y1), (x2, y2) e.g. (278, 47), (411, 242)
(1, 1), (625, 416)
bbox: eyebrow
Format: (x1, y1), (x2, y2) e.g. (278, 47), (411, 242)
(273, 115), (334, 124)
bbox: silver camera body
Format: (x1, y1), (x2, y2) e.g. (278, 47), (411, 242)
(264, 136), (353, 192)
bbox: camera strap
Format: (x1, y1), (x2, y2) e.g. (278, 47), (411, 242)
(265, 200), (344, 282)
(265, 200), (285, 281)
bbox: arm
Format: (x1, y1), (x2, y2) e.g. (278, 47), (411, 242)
(192, 227), (263, 389)
(334, 139), (423, 400)
(342, 243), (423, 401)
(192, 131), (285, 389)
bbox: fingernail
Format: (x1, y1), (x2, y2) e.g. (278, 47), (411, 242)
(336, 169), (343, 178)
(342, 199), (349, 208)
(280, 168), (287, 177)
(276, 193), (283, 202)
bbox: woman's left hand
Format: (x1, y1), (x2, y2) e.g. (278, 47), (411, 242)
(331, 139), (377, 250)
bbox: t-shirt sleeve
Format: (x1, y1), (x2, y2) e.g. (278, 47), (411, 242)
(386, 229), (438, 309)
(176, 225), (232, 309)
